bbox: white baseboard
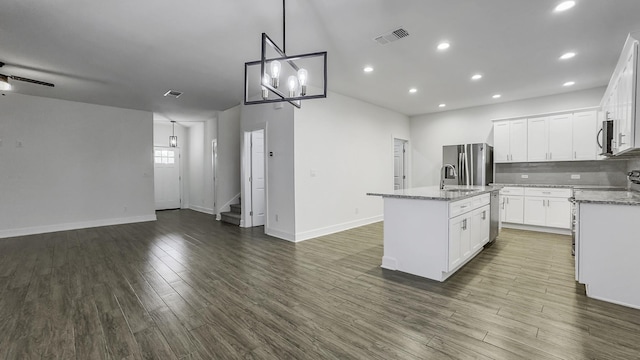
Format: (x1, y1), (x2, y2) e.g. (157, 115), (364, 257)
(294, 215), (383, 242)
(381, 256), (398, 270)
(502, 222), (571, 236)
(189, 205), (214, 215)
(0, 214), (157, 239)
(265, 228), (296, 242)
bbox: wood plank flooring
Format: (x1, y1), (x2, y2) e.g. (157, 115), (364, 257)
(1, 209), (639, 359)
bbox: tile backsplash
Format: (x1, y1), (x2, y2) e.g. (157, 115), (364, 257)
(495, 160), (630, 187)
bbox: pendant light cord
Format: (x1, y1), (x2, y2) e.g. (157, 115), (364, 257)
(282, 0), (286, 53)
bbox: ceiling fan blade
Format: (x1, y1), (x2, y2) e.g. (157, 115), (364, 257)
(9, 75), (55, 87)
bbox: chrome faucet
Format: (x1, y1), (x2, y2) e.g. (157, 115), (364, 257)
(441, 164), (458, 190)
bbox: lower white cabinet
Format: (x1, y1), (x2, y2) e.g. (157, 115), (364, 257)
(503, 195), (525, 224)
(502, 187), (572, 230)
(448, 202), (490, 271)
(523, 188), (572, 229)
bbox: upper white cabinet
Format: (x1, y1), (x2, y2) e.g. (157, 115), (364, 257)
(601, 32), (640, 155)
(572, 111), (598, 160)
(496, 109), (599, 163)
(494, 119), (527, 163)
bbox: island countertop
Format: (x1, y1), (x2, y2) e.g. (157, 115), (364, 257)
(367, 185), (498, 201)
(573, 189), (640, 206)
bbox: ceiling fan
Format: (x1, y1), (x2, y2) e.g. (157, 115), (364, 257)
(0, 61), (55, 90)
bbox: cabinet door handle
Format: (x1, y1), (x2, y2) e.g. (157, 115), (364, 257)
(482, 211), (486, 220)
(463, 219), (467, 230)
(545, 153), (548, 160)
(549, 152), (552, 160)
(574, 151), (577, 159)
(542, 191), (551, 195)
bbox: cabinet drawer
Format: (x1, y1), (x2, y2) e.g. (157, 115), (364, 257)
(449, 199), (473, 218)
(500, 187), (525, 195)
(524, 188), (572, 198)
(472, 193), (490, 208)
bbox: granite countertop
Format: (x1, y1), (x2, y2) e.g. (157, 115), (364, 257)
(492, 183), (626, 190)
(367, 185), (498, 201)
(573, 189), (640, 206)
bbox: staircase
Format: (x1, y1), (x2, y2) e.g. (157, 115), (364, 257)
(220, 201), (242, 226)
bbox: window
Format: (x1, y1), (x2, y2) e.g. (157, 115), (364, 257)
(155, 149), (175, 164)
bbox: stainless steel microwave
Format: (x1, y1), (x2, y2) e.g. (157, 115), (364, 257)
(598, 120), (614, 156)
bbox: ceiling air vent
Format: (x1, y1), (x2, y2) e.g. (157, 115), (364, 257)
(374, 27), (410, 45)
(164, 90), (183, 98)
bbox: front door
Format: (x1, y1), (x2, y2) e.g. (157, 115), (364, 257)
(154, 147), (181, 210)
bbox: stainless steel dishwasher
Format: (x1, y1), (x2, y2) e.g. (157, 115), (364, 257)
(488, 190), (499, 243)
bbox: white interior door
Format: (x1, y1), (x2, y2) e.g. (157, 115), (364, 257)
(154, 147), (181, 210)
(393, 139), (407, 190)
(250, 130), (266, 226)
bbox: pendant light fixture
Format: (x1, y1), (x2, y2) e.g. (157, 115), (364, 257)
(169, 121), (178, 147)
(0, 74), (11, 91)
(244, 0), (327, 108)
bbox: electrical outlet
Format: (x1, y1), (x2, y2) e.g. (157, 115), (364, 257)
(571, 174), (581, 180)
(16, 140), (23, 148)
(521, 174), (529, 179)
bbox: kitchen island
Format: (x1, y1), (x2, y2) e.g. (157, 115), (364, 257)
(574, 189), (640, 309)
(368, 186), (497, 281)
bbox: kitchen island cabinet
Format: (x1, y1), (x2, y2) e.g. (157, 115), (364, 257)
(368, 186), (495, 282)
(574, 190), (640, 309)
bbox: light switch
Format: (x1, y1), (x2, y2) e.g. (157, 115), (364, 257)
(310, 169), (317, 177)
(16, 140), (23, 148)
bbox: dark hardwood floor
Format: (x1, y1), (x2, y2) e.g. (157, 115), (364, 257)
(1, 209), (639, 359)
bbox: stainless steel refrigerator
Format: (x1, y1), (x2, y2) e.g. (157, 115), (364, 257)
(442, 143), (493, 186)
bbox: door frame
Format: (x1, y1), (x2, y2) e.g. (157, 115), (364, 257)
(393, 136), (410, 190)
(212, 139), (219, 219)
(241, 124), (268, 229)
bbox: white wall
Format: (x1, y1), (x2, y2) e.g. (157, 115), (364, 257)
(217, 106), (241, 213)
(410, 87), (606, 186)
(0, 93), (156, 238)
(153, 121), (188, 208)
(188, 122), (206, 212)
(294, 92), (410, 241)
(241, 102), (296, 240)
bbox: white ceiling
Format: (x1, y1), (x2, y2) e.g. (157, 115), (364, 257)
(2, 0), (640, 122)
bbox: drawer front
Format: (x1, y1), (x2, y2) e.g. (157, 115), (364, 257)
(473, 193), (490, 208)
(500, 187), (525, 196)
(524, 188), (572, 198)
(449, 199), (472, 218)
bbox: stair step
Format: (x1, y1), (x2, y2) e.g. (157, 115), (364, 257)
(220, 212), (241, 226)
(230, 204), (242, 214)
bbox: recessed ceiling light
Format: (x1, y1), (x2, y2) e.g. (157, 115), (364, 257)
(437, 42), (450, 51)
(563, 81), (575, 87)
(409, 88), (418, 94)
(363, 66), (374, 73)
(554, 1), (576, 12)
(492, 94), (502, 99)
(439, 103), (446, 108)
(471, 74), (483, 81)
(164, 90), (183, 98)
(560, 52), (576, 60)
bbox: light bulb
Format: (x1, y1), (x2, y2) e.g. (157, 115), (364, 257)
(287, 75), (298, 97)
(0, 75), (11, 91)
(262, 74), (270, 100)
(297, 68), (308, 96)
(270, 61), (281, 88)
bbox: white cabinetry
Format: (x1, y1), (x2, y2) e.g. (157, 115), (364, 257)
(494, 119), (527, 163)
(502, 187), (572, 232)
(601, 33), (640, 155)
(523, 188), (572, 229)
(496, 109), (599, 163)
(572, 111), (598, 160)
(500, 187), (524, 224)
(448, 194), (491, 272)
